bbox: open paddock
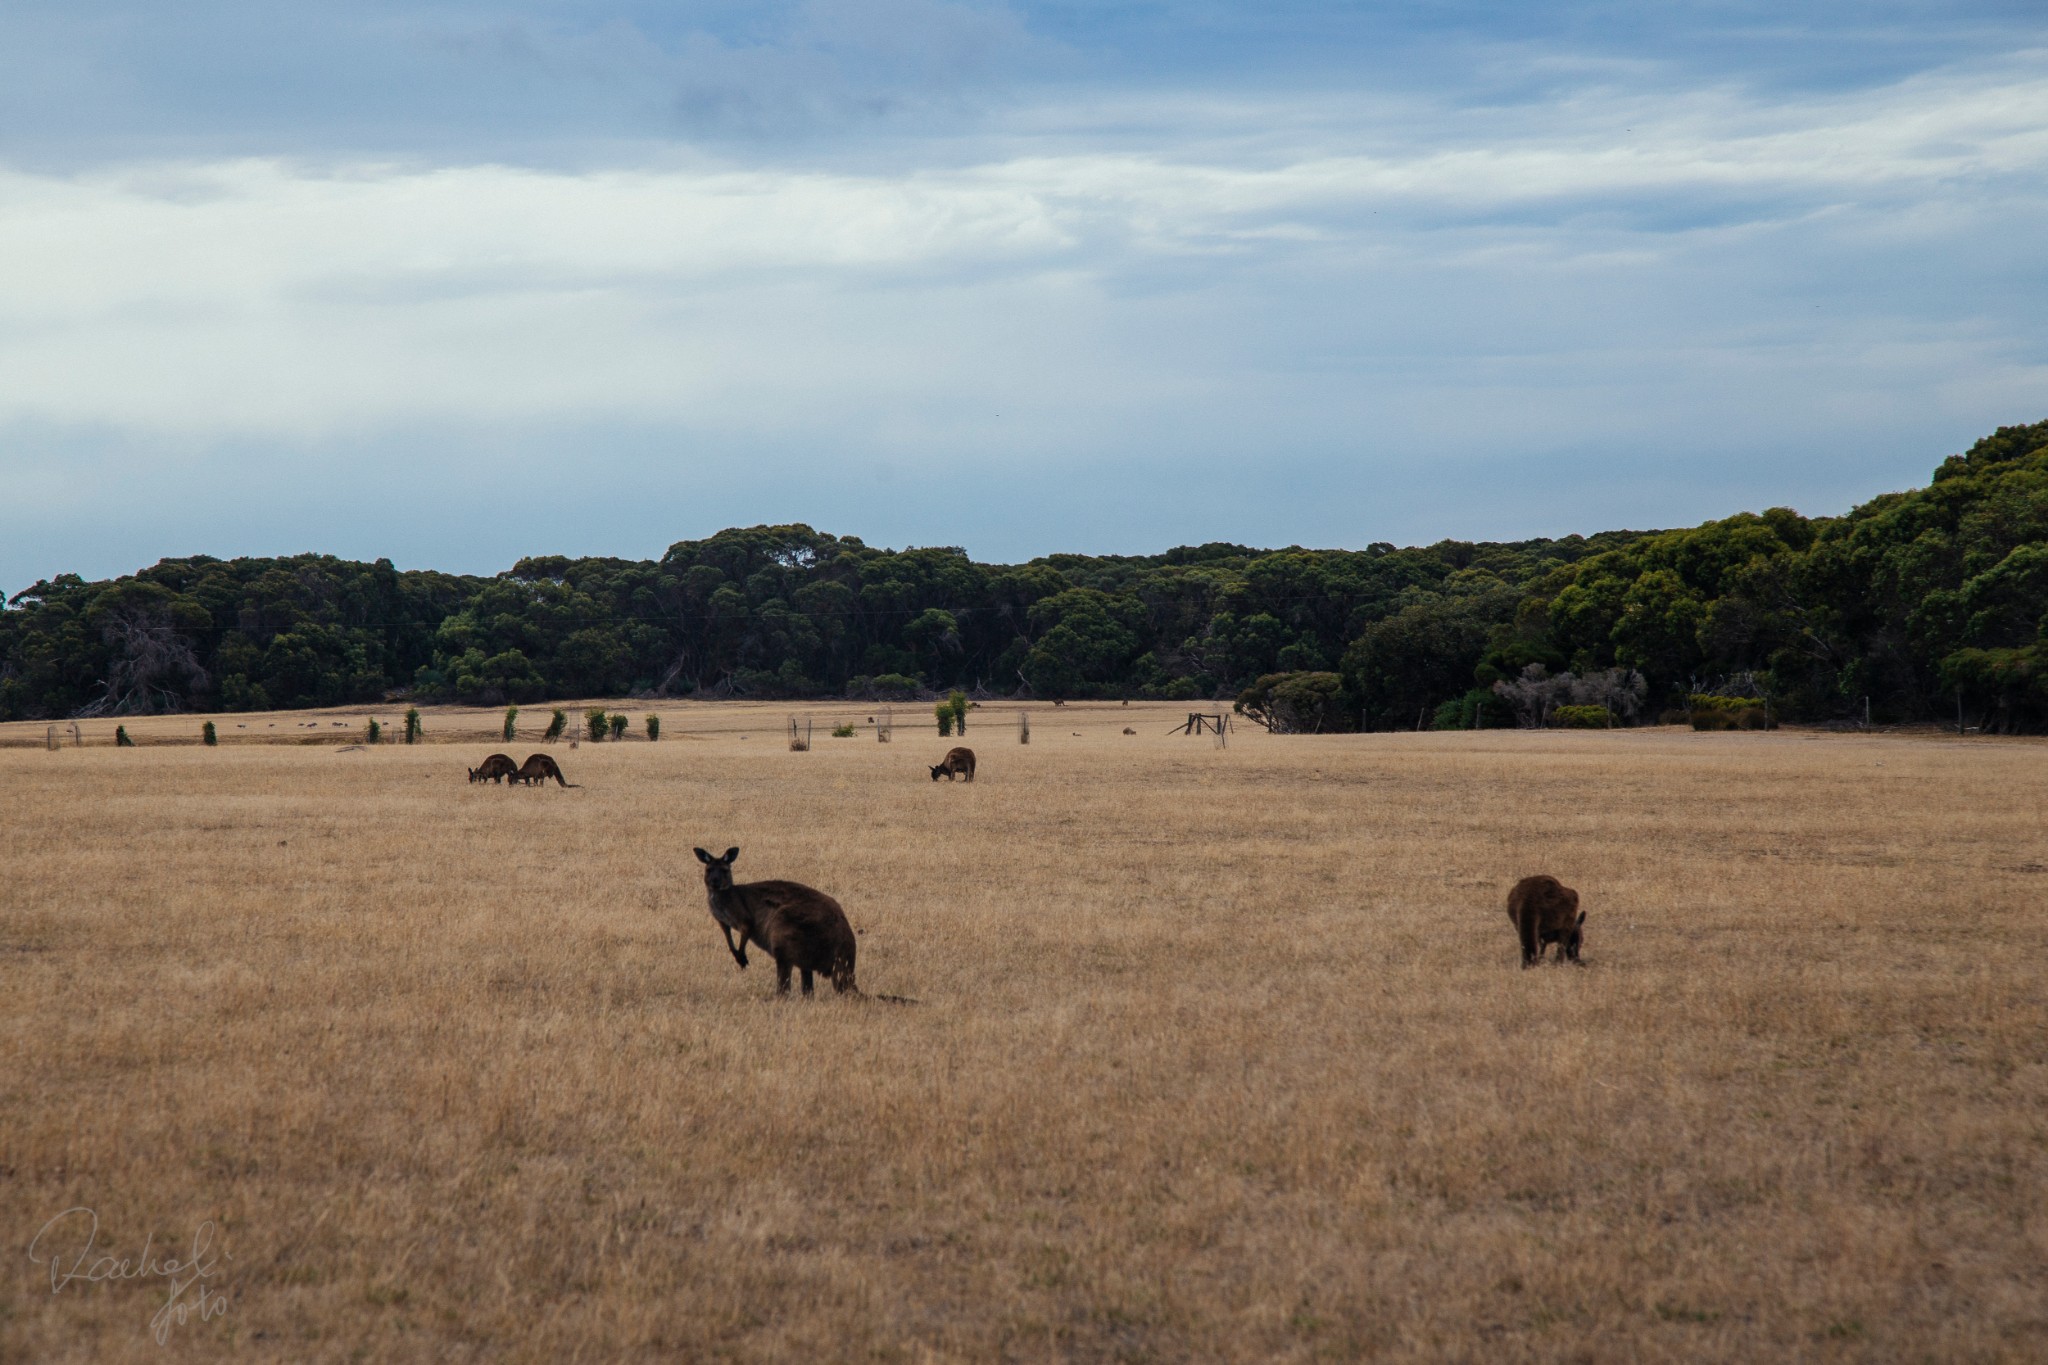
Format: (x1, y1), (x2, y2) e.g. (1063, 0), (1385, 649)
(2, 703), (2045, 1361)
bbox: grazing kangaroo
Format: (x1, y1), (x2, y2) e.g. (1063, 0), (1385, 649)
(511, 753), (578, 787)
(696, 846), (859, 996)
(929, 746), (976, 782)
(1507, 875), (1585, 967)
(468, 753), (519, 784)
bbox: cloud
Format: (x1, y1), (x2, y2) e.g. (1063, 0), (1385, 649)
(0, 49), (2042, 443)
(0, 6), (2043, 587)
(0, 1), (1062, 162)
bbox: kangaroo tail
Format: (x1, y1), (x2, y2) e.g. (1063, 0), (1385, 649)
(832, 975), (915, 1003)
(556, 777), (580, 787)
(847, 983), (919, 1005)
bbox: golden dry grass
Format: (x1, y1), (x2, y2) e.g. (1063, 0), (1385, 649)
(2, 701), (2046, 1362)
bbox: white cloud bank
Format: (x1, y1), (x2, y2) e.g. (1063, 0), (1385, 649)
(1, 52), (2041, 440)
(0, 43), (2045, 583)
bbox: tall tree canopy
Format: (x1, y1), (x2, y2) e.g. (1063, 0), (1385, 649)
(4, 422), (2045, 731)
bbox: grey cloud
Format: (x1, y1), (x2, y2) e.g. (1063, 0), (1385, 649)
(0, 2), (2043, 590)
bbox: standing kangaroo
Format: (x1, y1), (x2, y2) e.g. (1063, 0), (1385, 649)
(1507, 874), (1585, 968)
(696, 847), (858, 997)
(929, 746), (976, 782)
(511, 753), (578, 787)
(468, 753), (519, 784)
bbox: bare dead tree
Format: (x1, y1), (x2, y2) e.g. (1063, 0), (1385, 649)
(1567, 668), (1648, 722)
(1493, 665), (1648, 727)
(654, 651), (696, 696)
(77, 607), (209, 716)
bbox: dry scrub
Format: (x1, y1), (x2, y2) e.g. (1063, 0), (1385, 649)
(2, 703), (2045, 1361)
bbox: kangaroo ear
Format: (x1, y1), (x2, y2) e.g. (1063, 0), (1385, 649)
(693, 848), (712, 864)
(1576, 909), (1586, 926)
(725, 847), (740, 863)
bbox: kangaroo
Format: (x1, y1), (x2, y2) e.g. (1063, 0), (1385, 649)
(1507, 875), (1585, 968)
(468, 753), (519, 784)
(511, 752), (578, 787)
(696, 847), (859, 996)
(929, 746), (976, 782)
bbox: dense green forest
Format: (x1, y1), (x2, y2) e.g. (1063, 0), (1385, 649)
(4, 421), (2045, 730)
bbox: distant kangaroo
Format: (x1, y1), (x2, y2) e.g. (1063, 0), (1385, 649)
(929, 747), (976, 782)
(1507, 875), (1585, 968)
(468, 753), (518, 784)
(511, 753), (578, 787)
(696, 846), (859, 997)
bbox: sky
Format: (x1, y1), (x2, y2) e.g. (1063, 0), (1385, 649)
(2, 2), (2045, 588)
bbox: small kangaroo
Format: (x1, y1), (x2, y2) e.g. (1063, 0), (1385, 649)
(1507, 874), (1585, 968)
(511, 752), (578, 787)
(929, 746), (976, 782)
(696, 847), (859, 996)
(468, 753), (519, 784)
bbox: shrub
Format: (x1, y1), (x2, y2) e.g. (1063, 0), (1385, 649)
(502, 706), (519, 742)
(1432, 687), (1512, 730)
(585, 708), (609, 742)
(1553, 704), (1615, 728)
(936, 702), (954, 737)
(544, 709), (567, 741)
(1688, 694), (1764, 713)
(846, 673), (923, 700)
(404, 707), (422, 744)
(115, 725), (134, 747)
(645, 715), (661, 742)
(1235, 672), (1358, 734)
(1495, 665), (1647, 728)
(1690, 702), (1773, 731)
(1657, 709), (1690, 726)
(831, 723), (856, 737)
(202, 721), (217, 746)
(948, 691), (968, 734)
(609, 713), (628, 740)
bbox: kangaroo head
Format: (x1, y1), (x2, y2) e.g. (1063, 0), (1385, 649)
(694, 846), (741, 891)
(929, 764), (946, 780)
(1563, 906), (1586, 960)
(467, 766), (480, 782)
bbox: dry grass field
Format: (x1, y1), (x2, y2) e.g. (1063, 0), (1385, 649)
(2, 701), (2045, 1362)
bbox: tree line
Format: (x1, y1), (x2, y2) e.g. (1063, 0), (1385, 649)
(3, 420), (2044, 731)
